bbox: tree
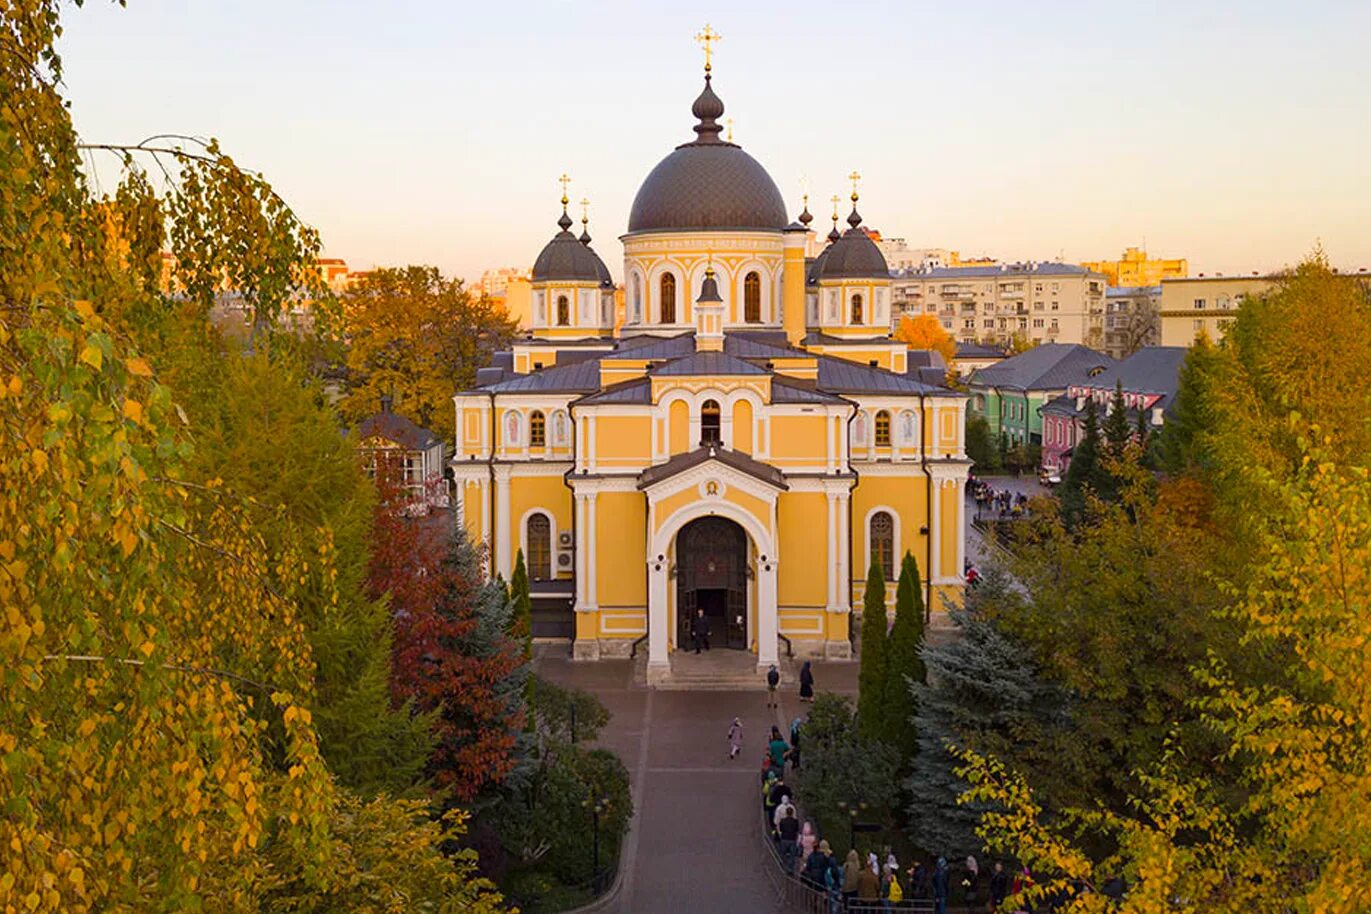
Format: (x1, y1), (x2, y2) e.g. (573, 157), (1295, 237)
(965, 412), (1000, 472)
(797, 693), (900, 855)
(1004, 331), (1040, 355)
(372, 499), (528, 804)
(1059, 396), (1104, 526)
(508, 549), (532, 648)
(0, 5), (508, 908)
(894, 313), (956, 366)
(1102, 379), (1133, 458)
(904, 567), (1069, 860)
(857, 557), (889, 741)
(881, 552), (925, 759)
(339, 266), (516, 442)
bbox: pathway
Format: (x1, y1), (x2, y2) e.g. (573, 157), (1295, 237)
(535, 648), (857, 914)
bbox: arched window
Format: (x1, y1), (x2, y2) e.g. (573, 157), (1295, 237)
(744, 271), (761, 323)
(526, 514), (551, 580)
(701, 399), (721, 446)
(632, 275), (643, 322)
(870, 511), (894, 581)
(556, 295), (570, 326)
(529, 411), (546, 448)
(660, 273), (677, 324)
(851, 293), (864, 325)
(874, 410), (891, 447)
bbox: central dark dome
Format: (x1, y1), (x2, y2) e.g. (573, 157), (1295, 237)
(626, 74), (787, 235)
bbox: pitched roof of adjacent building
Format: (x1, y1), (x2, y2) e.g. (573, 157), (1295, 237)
(636, 445), (789, 491)
(356, 402), (440, 451)
(649, 351), (770, 376)
(968, 343), (1113, 391)
(1080, 346), (1188, 396)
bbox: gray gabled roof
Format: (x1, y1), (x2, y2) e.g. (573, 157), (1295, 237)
(651, 351), (769, 376)
(574, 377), (652, 405)
(1083, 346), (1187, 396)
(637, 445), (788, 491)
(968, 343), (1113, 392)
(603, 333), (697, 361)
(477, 357), (604, 394)
(357, 408), (439, 451)
(816, 355), (950, 396)
(771, 377), (851, 404)
(724, 332), (807, 360)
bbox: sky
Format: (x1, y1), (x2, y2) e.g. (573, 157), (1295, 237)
(58, 0), (1371, 283)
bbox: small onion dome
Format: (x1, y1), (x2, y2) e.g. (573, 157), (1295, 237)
(696, 266), (724, 304)
(816, 208), (890, 280)
(533, 205), (613, 285)
(799, 203), (813, 227)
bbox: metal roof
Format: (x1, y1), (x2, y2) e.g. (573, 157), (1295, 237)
(356, 408), (439, 451)
(967, 343), (1113, 391)
(574, 378), (652, 405)
(651, 351), (769, 376)
(771, 377), (850, 404)
(637, 445), (788, 491)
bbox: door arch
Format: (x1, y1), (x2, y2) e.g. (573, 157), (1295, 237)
(675, 516), (748, 650)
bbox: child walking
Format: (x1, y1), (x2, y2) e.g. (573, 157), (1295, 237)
(727, 717), (743, 759)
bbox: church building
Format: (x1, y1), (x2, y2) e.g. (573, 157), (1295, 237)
(452, 48), (970, 680)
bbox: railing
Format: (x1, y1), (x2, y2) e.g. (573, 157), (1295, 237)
(778, 633), (794, 660)
(628, 633), (647, 659)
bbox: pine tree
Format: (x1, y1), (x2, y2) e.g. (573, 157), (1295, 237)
(508, 549), (532, 653)
(1102, 379), (1133, 457)
(904, 567), (1067, 859)
(882, 552), (925, 759)
(857, 556), (889, 741)
(1154, 331), (1221, 475)
(1060, 396), (1103, 527)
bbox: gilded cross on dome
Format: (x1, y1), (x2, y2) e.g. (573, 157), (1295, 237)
(848, 170), (862, 203)
(558, 172), (571, 205)
(695, 23), (722, 72)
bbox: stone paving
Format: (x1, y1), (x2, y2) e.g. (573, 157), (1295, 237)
(535, 647), (857, 913)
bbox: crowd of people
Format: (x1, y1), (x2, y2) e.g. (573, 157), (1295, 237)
(969, 477), (1032, 522)
(756, 714), (1035, 913)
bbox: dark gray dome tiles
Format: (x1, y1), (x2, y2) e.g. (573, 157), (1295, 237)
(533, 210), (613, 285)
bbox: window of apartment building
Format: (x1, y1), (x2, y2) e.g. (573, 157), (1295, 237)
(1035, 284), (1043, 292)
(1050, 319), (1059, 330)
(1018, 318), (1028, 329)
(963, 319), (975, 329)
(1217, 295), (1231, 309)
(1193, 319), (1204, 331)
(1033, 318), (1044, 328)
(983, 319), (994, 328)
(1051, 302), (1059, 310)
(1034, 301), (1044, 310)
(943, 320), (953, 330)
(1193, 298), (1207, 309)
(983, 304), (994, 313)
(1218, 318), (1234, 331)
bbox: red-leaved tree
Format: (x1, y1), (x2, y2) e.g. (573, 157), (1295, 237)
(367, 476), (528, 802)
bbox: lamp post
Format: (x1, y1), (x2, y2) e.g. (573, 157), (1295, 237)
(582, 796), (609, 887)
(836, 800), (870, 852)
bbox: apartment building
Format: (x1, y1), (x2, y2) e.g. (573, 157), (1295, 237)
(1103, 286), (1161, 359)
(891, 262), (1108, 348)
(1157, 275), (1274, 346)
(1082, 247), (1187, 288)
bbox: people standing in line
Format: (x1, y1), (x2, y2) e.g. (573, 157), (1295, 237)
(788, 717), (803, 772)
(883, 860), (903, 911)
(799, 820), (818, 870)
(800, 833), (827, 888)
(857, 852), (881, 905)
(776, 803), (800, 874)
(841, 849), (861, 908)
(768, 775), (793, 819)
(822, 845), (845, 914)
(964, 854), (981, 907)
(767, 725), (790, 777)
(726, 717), (743, 760)
(932, 857), (950, 914)
(989, 860), (1009, 912)
(766, 663), (780, 708)
(762, 771), (780, 823)
(906, 860), (928, 899)
(692, 608), (710, 653)
(798, 660), (815, 702)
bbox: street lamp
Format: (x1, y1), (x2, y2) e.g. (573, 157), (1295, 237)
(836, 800), (869, 851)
(582, 796), (610, 886)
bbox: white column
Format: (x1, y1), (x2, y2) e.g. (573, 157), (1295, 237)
(953, 482), (965, 588)
(928, 477), (941, 610)
(494, 465), (512, 579)
(574, 493), (589, 609)
(647, 556), (670, 681)
(756, 558), (779, 670)
(587, 416), (598, 473)
(585, 493), (598, 611)
(836, 492), (851, 611)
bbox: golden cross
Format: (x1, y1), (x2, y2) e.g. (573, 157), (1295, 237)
(831, 194), (841, 221)
(726, 117), (734, 142)
(558, 172), (571, 205)
(848, 170), (862, 202)
(695, 23), (722, 72)
(580, 197), (590, 224)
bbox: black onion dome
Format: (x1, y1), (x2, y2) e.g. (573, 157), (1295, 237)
(533, 210), (613, 285)
(817, 211), (890, 280)
(626, 75), (787, 234)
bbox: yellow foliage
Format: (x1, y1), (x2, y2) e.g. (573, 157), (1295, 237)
(893, 312), (957, 367)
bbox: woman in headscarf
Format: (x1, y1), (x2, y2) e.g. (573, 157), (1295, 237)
(842, 849), (861, 907)
(798, 660), (815, 702)
(964, 854), (980, 907)
(857, 852), (881, 902)
(799, 820), (818, 867)
(932, 857), (950, 914)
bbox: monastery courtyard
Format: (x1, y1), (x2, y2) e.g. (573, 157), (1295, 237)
(535, 650), (859, 914)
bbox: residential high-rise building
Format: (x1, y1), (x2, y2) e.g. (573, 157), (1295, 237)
(1103, 286), (1161, 359)
(891, 262), (1108, 348)
(1157, 275), (1274, 346)
(1082, 247), (1187, 288)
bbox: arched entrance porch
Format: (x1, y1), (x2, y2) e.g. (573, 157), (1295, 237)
(674, 516), (749, 651)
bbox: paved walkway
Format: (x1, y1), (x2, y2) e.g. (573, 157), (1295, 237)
(535, 649), (857, 914)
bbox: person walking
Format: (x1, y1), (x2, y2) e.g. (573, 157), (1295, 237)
(691, 608), (710, 653)
(932, 857), (950, 914)
(857, 853), (881, 907)
(841, 849), (861, 908)
(726, 717), (743, 760)
(798, 660), (815, 702)
(989, 861), (1009, 912)
(765, 664), (780, 708)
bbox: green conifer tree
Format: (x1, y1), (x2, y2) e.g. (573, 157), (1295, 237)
(882, 552), (926, 760)
(1154, 331), (1221, 475)
(508, 549), (532, 653)
(857, 556), (889, 741)
(1102, 379), (1133, 457)
(1060, 396), (1103, 527)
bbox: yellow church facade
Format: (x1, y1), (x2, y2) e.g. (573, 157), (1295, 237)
(452, 58), (969, 679)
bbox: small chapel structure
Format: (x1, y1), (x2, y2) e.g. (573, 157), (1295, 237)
(452, 40), (970, 680)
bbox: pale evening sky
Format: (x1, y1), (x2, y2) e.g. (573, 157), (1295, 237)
(59, 0), (1371, 283)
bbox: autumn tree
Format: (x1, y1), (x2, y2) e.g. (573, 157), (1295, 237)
(894, 313), (956, 366)
(0, 4), (507, 910)
(370, 495), (529, 804)
(339, 266), (516, 442)
(965, 412), (1001, 471)
(857, 557), (889, 740)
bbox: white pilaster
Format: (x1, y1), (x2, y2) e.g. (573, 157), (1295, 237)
(756, 558), (779, 670)
(494, 464), (512, 579)
(647, 555), (670, 681)
(928, 475), (941, 608)
(585, 493), (598, 611)
(836, 491), (851, 612)
(574, 493), (589, 608)
(825, 493), (839, 611)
